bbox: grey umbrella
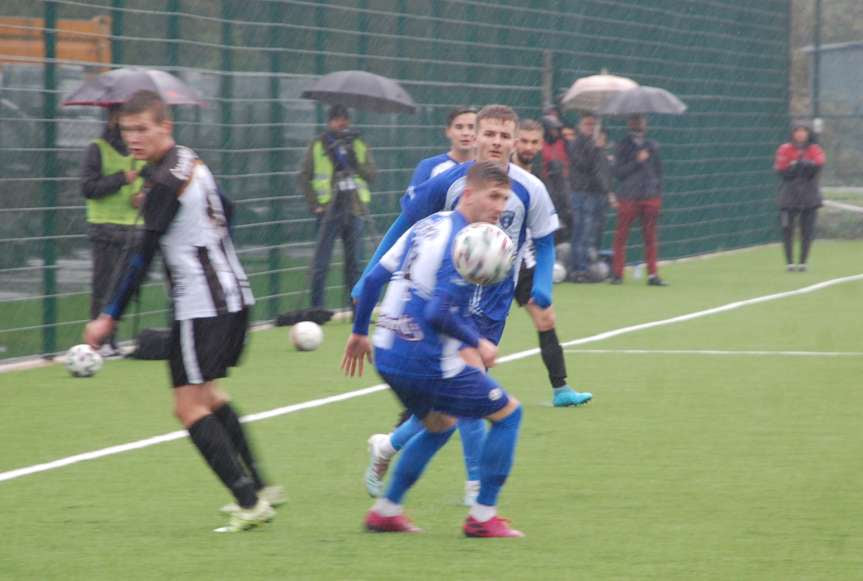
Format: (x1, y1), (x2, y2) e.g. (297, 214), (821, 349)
(598, 86), (687, 116)
(63, 68), (201, 107)
(301, 70), (417, 114)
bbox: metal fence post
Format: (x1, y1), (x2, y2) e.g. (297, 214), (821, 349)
(41, 0), (58, 356)
(111, 0), (124, 65)
(268, 2), (284, 320)
(220, 1), (233, 183)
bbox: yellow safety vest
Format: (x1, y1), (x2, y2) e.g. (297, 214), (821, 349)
(311, 137), (371, 205)
(86, 139), (144, 225)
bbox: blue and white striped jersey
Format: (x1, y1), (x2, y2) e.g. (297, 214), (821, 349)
(373, 211), (475, 379)
(400, 161), (559, 321)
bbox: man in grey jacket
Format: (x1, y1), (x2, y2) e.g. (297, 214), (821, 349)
(610, 115), (667, 286)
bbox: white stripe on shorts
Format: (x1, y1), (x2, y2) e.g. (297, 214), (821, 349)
(180, 319), (204, 384)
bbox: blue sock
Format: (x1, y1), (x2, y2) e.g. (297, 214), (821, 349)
(477, 405), (522, 507)
(390, 415), (424, 451)
(457, 417), (486, 481)
(385, 426), (455, 504)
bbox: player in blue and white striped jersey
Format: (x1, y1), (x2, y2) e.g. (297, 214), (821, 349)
(358, 105), (592, 504)
(406, 107), (477, 190)
(342, 162), (525, 538)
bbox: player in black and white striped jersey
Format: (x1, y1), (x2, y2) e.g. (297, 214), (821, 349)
(84, 90), (282, 533)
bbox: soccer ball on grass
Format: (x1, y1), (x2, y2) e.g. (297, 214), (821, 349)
(65, 344), (103, 377)
(291, 321), (324, 351)
(452, 223), (514, 286)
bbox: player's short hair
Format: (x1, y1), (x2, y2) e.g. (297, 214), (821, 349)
(446, 106), (477, 127)
(466, 160), (510, 189)
(518, 119), (542, 133)
(476, 104), (519, 128)
(121, 90), (169, 123)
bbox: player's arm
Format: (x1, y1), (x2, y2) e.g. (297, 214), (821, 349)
(84, 180), (179, 348)
(530, 233), (556, 309)
(351, 169), (450, 299)
(342, 229), (411, 376)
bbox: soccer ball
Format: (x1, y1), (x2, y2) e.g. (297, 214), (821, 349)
(588, 260), (610, 282)
(555, 242), (571, 266)
(452, 222), (514, 286)
(291, 321), (323, 351)
(65, 344), (103, 377)
(553, 262), (567, 284)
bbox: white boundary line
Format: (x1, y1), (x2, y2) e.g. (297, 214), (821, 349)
(824, 199), (863, 214)
(564, 348), (863, 357)
(1, 273), (862, 484)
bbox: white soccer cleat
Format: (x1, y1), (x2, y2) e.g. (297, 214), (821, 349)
(213, 498), (275, 533)
(463, 480), (480, 507)
(365, 434), (394, 498)
(220, 485), (286, 514)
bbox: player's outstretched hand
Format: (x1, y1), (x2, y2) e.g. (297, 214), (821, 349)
(84, 314), (116, 350)
(478, 338), (498, 369)
(341, 333), (373, 377)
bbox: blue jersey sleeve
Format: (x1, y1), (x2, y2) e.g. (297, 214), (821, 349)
(408, 157), (436, 190)
(400, 168), (455, 224)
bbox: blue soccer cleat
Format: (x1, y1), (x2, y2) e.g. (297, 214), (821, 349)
(553, 386), (592, 407)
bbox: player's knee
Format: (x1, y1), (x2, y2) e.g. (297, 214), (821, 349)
(531, 307), (555, 331)
(422, 412), (456, 433)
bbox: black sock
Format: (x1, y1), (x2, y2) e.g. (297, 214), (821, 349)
(213, 403), (266, 490)
(187, 414), (258, 508)
(538, 329), (567, 388)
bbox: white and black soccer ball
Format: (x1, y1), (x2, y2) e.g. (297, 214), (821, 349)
(452, 222), (514, 286)
(291, 321), (324, 351)
(553, 262), (567, 284)
(65, 344), (103, 377)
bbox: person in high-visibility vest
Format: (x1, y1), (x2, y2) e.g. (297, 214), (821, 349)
(80, 105), (145, 355)
(299, 104), (377, 308)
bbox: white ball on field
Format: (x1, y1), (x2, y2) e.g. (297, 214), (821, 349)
(65, 344), (103, 377)
(589, 260), (610, 281)
(291, 321), (323, 351)
(452, 222), (514, 286)
(553, 262), (567, 284)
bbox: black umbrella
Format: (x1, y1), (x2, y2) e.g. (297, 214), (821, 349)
(63, 68), (201, 107)
(301, 70), (417, 114)
(598, 86), (687, 116)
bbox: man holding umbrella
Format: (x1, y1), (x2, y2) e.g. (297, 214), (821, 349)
(80, 105), (145, 356)
(610, 114), (668, 286)
(299, 104), (377, 309)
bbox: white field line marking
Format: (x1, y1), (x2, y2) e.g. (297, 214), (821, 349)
(565, 348), (863, 357)
(824, 199), (863, 214)
(1, 273), (861, 484)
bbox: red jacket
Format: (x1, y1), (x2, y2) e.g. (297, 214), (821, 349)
(773, 142), (825, 209)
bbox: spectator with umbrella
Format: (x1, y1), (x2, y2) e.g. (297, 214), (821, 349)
(299, 71), (414, 309)
(599, 86), (686, 286)
(67, 68), (200, 356)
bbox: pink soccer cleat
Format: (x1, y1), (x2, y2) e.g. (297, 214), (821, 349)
(364, 510), (422, 533)
(463, 515), (524, 538)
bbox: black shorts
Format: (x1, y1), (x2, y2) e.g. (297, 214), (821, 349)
(168, 308), (250, 388)
(514, 264), (534, 307)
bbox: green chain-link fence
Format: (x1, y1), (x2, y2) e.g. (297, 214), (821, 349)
(0, 0), (790, 360)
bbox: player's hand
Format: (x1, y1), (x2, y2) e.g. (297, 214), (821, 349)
(84, 314), (116, 350)
(636, 149), (650, 162)
(341, 333), (372, 377)
(131, 192), (145, 209)
(125, 170), (139, 184)
(477, 339), (498, 369)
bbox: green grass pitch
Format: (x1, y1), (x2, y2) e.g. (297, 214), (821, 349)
(1, 241), (861, 580)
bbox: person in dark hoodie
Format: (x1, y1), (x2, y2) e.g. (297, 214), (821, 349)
(566, 113), (610, 281)
(773, 123), (826, 272)
(610, 114), (667, 286)
(80, 104), (145, 356)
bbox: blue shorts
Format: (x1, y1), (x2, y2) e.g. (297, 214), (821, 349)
(472, 314), (506, 346)
(378, 366), (510, 420)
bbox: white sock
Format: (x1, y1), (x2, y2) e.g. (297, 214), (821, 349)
(380, 435), (397, 458)
(469, 503), (497, 522)
(372, 498), (403, 517)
